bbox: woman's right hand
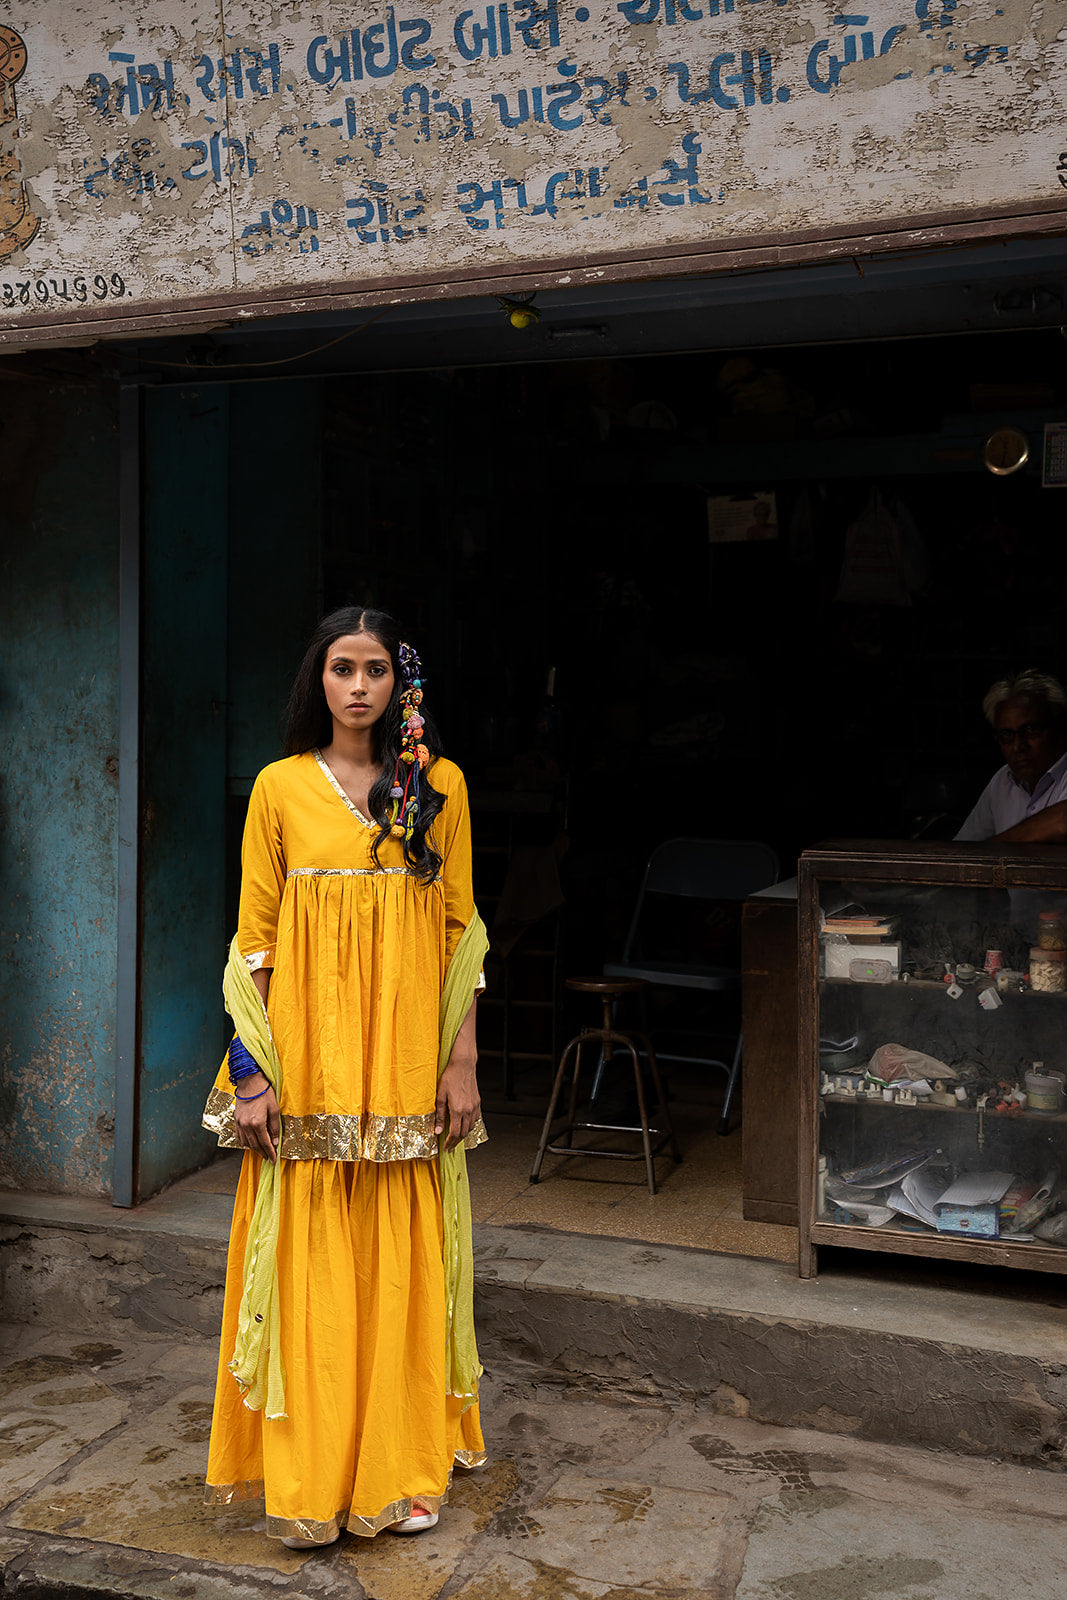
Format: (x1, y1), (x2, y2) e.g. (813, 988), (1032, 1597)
(233, 1073), (281, 1163)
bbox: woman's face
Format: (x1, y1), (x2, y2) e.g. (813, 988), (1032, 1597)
(321, 632), (396, 737)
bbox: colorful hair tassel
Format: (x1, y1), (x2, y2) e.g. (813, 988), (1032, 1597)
(388, 642), (430, 839)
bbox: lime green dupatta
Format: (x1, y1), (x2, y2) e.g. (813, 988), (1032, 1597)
(222, 910), (489, 1421)
(438, 910), (490, 1410)
(221, 937), (287, 1418)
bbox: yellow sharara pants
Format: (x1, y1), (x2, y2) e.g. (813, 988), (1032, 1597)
(205, 1153), (485, 1541)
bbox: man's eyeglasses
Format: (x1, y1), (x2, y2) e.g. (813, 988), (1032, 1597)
(994, 722), (1049, 747)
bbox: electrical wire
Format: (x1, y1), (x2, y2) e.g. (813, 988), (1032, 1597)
(112, 304), (393, 371)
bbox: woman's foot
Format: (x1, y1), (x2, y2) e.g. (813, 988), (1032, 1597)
(388, 1502), (439, 1534)
(280, 1531), (340, 1550)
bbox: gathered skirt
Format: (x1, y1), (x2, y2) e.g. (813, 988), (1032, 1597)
(205, 1152), (485, 1541)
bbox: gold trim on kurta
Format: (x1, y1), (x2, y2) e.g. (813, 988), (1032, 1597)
(287, 866), (419, 879)
(203, 1481), (453, 1541)
(203, 1086), (488, 1161)
(313, 750), (375, 828)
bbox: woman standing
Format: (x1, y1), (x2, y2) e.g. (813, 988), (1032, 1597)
(203, 608), (487, 1548)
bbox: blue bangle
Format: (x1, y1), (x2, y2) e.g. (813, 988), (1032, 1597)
(234, 1085), (271, 1101)
(228, 1034), (262, 1084)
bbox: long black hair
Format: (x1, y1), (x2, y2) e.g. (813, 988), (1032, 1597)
(284, 607), (445, 882)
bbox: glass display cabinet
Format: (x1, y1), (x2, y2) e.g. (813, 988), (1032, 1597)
(799, 842), (1067, 1278)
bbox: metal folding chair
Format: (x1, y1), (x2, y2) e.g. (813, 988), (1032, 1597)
(604, 837), (780, 1135)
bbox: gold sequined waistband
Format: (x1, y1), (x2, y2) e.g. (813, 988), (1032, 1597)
(203, 1086), (487, 1161)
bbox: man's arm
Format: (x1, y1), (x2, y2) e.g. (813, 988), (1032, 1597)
(988, 800), (1067, 844)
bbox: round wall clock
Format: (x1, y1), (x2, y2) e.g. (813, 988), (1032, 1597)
(982, 427), (1029, 476)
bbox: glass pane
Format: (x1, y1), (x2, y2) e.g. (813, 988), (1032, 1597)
(815, 877), (1067, 1248)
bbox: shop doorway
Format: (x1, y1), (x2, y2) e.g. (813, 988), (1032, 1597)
(136, 287), (1067, 1255)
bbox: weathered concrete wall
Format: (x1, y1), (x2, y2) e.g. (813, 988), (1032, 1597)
(0, 381), (119, 1197)
(474, 1279), (1067, 1470)
(2, 1), (1066, 338)
(3, 1201), (1067, 1467)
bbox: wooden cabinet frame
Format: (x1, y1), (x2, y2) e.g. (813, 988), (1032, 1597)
(798, 840), (1067, 1279)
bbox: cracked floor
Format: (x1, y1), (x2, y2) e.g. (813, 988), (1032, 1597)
(2, 1322), (1066, 1600)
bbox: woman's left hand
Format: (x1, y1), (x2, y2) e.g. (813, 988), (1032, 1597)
(436, 1053), (481, 1152)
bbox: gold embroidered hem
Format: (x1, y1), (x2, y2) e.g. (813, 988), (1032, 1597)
(203, 1482), (451, 1542)
(455, 1448), (488, 1468)
(204, 1478), (264, 1505)
(203, 1086), (488, 1161)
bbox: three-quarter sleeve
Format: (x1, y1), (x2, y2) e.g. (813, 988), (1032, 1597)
(237, 771), (285, 969)
(436, 764), (476, 970)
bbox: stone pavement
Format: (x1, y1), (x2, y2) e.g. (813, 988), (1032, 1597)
(3, 1321), (1067, 1600)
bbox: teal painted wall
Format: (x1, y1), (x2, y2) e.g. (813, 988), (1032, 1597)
(137, 380), (321, 1200)
(0, 377), (322, 1201)
(138, 386), (230, 1199)
(0, 383), (120, 1197)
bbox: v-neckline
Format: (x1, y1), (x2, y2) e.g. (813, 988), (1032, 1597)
(313, 749), (375, 830)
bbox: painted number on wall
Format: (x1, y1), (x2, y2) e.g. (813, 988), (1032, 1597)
(0, 273), (127, 308)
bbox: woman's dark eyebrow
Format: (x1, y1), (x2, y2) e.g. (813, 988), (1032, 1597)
(328, 653), (389, 666)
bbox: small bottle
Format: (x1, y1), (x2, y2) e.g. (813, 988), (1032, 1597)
(1037, 909), (1067, 951)
(816, 1156), (828, 1217)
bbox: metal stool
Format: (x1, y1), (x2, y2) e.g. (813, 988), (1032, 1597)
(529, 977), (681, 1195)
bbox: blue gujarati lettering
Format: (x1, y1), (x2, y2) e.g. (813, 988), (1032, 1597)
(87, 53), (187, 117)
(806, 14), (904, 92)
(616, 0), (787, 21)
(669, 49), (781, 107)
(240, 199), (319, 257)
(456, 137), (721, 229)
(82, 137), (180, 196)
(284, 90), (473, 166)
(346, 183), (428, 243)
(179, 129), (257, 182)
(454, 1), (560, 61)
(490, 65), (633, 131)
(194, 44), (282, 102)
(307, 12), (435, 84)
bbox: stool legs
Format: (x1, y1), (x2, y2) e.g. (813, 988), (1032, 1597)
(530, 1031), (583, 1183)
(632, 1030), (682, 1167)
(530, 1023), (678, 1195)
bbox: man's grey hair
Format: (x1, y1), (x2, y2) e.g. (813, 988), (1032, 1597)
(982, 670), (1067, 727)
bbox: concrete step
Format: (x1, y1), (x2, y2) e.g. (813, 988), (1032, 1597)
(3, 1186), (1066, 1469)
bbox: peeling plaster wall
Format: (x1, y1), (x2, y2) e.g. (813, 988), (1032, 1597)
(1, 0), (1066, 331)
(0, 383), (119, 1198)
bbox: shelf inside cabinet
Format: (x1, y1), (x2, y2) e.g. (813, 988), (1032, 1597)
(820, 1093), (1067, 1123)
(819, 975), (1067, 998)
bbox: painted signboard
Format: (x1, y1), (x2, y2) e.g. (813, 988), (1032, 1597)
(1, 0), (1065, 339)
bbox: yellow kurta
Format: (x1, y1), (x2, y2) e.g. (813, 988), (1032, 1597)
(204, 751), (485, 1541)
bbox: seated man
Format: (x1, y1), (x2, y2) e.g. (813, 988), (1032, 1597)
(956, 670), (1067, 843)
